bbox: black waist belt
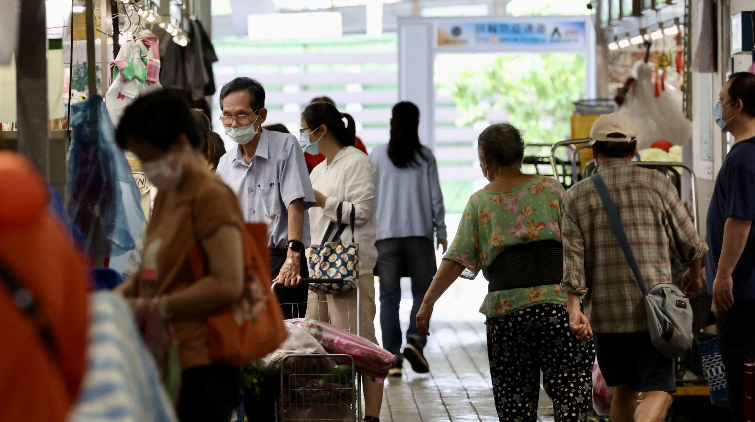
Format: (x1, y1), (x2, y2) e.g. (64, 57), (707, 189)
(486, 239), (563, 292)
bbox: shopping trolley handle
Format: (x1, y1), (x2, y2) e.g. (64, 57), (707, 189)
(271, 278), (359, 292)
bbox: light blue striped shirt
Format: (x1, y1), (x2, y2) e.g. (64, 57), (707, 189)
(69, 292), (177, 422)
(217, 129), (316, 248)
(370, 145), (447, 241)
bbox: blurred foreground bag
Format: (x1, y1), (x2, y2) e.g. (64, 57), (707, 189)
(187, 223), (287, 366)
(0, 151), (89, 422)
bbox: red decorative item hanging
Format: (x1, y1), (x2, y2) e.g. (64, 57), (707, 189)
(661, 70), (666, 92)
(654, 70), (660, 98)
(676, 32), (684, 73)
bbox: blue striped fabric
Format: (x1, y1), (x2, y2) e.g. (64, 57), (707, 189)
(69, 292), (177, 422)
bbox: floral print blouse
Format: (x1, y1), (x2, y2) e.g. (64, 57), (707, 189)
(444, 176), (568, 319)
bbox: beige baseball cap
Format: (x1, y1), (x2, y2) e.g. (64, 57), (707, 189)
(589, 113), (638, 144)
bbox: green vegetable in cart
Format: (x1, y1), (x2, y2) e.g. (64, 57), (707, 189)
(320, 364), (353, 384)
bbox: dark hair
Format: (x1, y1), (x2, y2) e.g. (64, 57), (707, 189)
(190, 109), (221, 169)
(311, 96), (337, 107)
(388, 102), (427, 168)
(116, 89), (202, 151)
(205, 132), (226, 171)
(477, 123), (525, 170)
(591, 140), (637, 158)
(727, 72), (755, 117)
(263, 123), (290, 134)
(219, 77), (265, 112)
(301, 103), (356, 148)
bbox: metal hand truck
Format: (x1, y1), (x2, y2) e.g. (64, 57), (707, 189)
(274, 279), (362, 422)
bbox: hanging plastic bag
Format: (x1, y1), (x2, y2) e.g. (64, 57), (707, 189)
(106, 38), (162, 126)
(67, 95), (146, 264)
(619, 61), (692, 150)
(592, 358), (614, 416)
(289, 318), (394, 383)
(255, 322), (329, 376)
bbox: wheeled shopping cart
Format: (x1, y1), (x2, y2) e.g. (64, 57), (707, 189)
(276, 279), (363, 422)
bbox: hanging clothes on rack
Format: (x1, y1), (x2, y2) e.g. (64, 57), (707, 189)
(157, 18), (218, 102)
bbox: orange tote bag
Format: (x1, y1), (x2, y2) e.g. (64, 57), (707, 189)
(187, 223), (287, 367)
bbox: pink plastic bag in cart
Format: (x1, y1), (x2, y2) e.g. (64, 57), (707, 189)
(289, 318), (394, 383)
(592, 358), (614, 416)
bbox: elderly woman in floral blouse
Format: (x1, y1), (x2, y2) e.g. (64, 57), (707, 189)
(416, 123), (594, 422)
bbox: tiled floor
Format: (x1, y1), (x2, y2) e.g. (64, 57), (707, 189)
(373, 279), (555, 422)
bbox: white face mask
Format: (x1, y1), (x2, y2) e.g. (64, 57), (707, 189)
(142, 153), (184, 191)
(224, 116), (259, 145)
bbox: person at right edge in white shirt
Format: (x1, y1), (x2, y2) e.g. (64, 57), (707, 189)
(300, 102), (384, 422)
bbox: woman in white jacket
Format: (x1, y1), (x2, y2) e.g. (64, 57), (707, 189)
(299, 102), (384, 422)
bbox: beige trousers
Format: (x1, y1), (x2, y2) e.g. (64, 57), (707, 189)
(305, 273), (379, 345)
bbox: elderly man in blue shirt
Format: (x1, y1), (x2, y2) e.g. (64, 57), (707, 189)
(216, 77), (315, 319)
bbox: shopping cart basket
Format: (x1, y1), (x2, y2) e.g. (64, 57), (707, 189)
(276, 278), (362, 421)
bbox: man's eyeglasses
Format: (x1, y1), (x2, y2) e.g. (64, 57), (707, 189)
(220, 112), (257, 126)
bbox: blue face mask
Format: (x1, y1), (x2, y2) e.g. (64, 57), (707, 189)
(299, 127), (323, 155)
(714, 101), (737, 130)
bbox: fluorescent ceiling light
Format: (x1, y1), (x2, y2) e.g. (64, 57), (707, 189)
(72, 5), (84, 12)
(608, 42), (618, 51)
(664, 25), (679, 36)
(650, 29), (663, 40)
(630, 35), (644, 45)
(248, 12), (342, 41)
(618, 38), (631, 48)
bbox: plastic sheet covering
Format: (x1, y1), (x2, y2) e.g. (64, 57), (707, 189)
(255, 322), (331, 376)
(619, 61), (692, 150)
(67, 95), (145, 261)
(290, 318), (394, 383)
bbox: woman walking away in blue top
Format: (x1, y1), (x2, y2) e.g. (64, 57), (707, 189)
(370, 101), (447, 376)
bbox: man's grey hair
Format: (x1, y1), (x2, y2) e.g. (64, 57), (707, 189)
(477, 123), (525, 171)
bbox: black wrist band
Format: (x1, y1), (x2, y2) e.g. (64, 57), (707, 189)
(286, 239), (304, 253)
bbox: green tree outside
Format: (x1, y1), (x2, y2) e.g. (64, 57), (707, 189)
(439, 53), (586, 145)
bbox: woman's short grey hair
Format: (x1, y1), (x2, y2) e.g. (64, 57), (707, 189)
(477, 123), (525, 170)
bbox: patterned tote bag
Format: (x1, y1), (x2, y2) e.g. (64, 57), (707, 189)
(307, 203), (359, 294)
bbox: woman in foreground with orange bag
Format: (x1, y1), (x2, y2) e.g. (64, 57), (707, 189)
(115, 90), (245, 422)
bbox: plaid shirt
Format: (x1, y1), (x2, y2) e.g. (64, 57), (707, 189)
(560, 159), (707, 333)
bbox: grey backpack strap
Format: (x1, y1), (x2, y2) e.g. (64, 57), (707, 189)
(591, 173), (649, 296)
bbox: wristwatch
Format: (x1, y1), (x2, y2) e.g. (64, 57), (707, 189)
(286, 239), (304, 253)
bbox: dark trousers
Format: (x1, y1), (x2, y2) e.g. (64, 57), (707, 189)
(177, 364), (240, 422)
(487, 304), (594, 421)
(270, 248), (309, 319)
(376, 237), (436, 366)
(719, 300), (755, 422)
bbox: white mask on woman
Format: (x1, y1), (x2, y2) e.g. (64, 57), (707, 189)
(143, 153), (184, 191)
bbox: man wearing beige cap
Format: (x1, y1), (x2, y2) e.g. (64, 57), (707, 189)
(560, 114), (707, 422)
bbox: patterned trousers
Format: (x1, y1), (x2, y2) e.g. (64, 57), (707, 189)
(486, 303), (594, 422)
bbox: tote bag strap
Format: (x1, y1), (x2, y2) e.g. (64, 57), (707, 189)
(591, 173), (649, 296)
(331, 204), (356, 243)
(321, 202), (344, 244)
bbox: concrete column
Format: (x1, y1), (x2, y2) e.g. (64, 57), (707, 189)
(16, 0), (49, 178)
